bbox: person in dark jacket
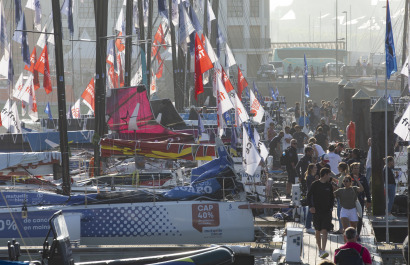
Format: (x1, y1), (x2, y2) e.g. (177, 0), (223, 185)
(269, 131), (284, 168)
(285, 139), (299, 197)
(296, 146), (314, 192)
(350, 162), (372, 238)
(304, 163), (317, 231)
(382, 156), (397, 219)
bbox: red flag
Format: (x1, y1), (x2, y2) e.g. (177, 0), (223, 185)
(81, 78), (95, 112)
(237, 66), (248, 100)
(115, 32), (125, 52)
(154, 24), (167, 49)
(25, 47), (40, 90)
(221, 67), (234, 93)
(156, 54), (164, 79)
(34, 45), (52, 94)
(194, 33), (213, 100)
(117, 53), (124, 87)
(151, 44), (159, 59)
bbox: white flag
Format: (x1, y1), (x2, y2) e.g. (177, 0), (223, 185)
(115, 8), (124, 32)
(401, 56), (409, 77)
(131, 64), (142, 86)
(171, 0), (179, 26)
(37, 25), (47, 48)
(212, 60), (222, 97)
(47, 28), (54, 45)
(12, 73), (24, 100)
(26, 0), (42, 31)
(229, 91), (248, 126)
(204, 35), (217, 63)
(225, 43), (236, 68)
(1, 99), (22, 133)
(242, 125), (261, 176)
(20, 75), (38, 121)
(216, 76), (233, 137)
(253, 128), (269, 161)
(250, 89), (265, 124)
(206, 0), (215, 37)
(178, 4), (194, 53)
(71, 99), (81, 119)
(394, 103), (410, 140)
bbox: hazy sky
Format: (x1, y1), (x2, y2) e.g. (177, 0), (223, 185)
(270, 0), (405, 54)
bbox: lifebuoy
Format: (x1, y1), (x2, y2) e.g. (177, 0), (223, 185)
(346, 121), (355, 149)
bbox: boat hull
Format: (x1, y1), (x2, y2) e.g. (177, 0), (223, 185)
(0, 201), (254, 246)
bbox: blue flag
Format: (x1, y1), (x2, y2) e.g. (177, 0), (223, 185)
(14, 0), (22, 25)
(45, 102), (53, 119)
(245, 87), (250, 98)
(8, 50), (13, 86)
(253, 82), (264, 105)
(198, 114), (205, 137)
(275, 87), (279, 98)
(385, 0), (397, 80)
(387, 94), (393, 104)
(13, 13), (30, 66)
(216, 25), (224, 58)
(158, 0), (168, 19)
(189, 5), (202, 55)
(304, 53), (310, 97)
(230, 127), (238, 153)
(269, 86), (277, 100)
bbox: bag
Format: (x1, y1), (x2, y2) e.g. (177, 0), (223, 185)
(335, 247), (364, 265)
(280, 149), (289, 166)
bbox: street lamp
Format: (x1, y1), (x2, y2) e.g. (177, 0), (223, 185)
(342, 11), (348, 65)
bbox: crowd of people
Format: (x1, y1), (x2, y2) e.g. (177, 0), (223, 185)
(265, 110), (399, 261)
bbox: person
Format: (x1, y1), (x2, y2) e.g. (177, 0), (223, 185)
(356, 59), (362, 75)
(310, 65), (315, 80)
(334, 175), (364, 234)
(269, 131), (284, 168)
(304, 163), (317, 233)
(315, 154), (331, 179)
(298, 111), (310, 128)
(296, 146), (314, 191)
(289, 122), (297, 135)
(292, 125), (307, 153)
(267, 122), (277, 142)
(282, 126), (293, 150)
(314, 127), (328, 152)
(335, 162), (350, 232)
(317, 117), (331, 138)
(295, 102), (301, 120)
(285, 139), (299, 197)
(307, 168), (334, 259)
(322, 66), (327, 81)
(287, 64), (293, 81)
(350, 162), (372, 238)
(308, 137), (325, 163)
(334, 227), (372, 265)
(382, 156), (397, 219)
(365, 138), (372, 184)
(327, 144), (342, 175)
(335, 142), (345, 156)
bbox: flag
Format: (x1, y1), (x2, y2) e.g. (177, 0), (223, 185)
(106, 39), (115, 65)
(154, 24), (167, 50)
(304, 53), (310, 97)
(216, 76), (234, 137)
(66, 104), (73, 119)
(194, 33), (213, 100)
(13, 13), (30, 66)
(229, 91), (249, 126)
(253, 128), (269, 161)
(230, 127), (238, 155)
(237, 66), (248, 100)
(25, 47), (40, 90)
(61, 0), (74, 37)
(12, 73), (24, 100)
(387, 94), (393, 104)
(221, 67), (234, 93)
(150, 72), (157, 95)
(269, 86), (277, 100)
(36, 25), (47, 48)
(0, 1), (8, 55)
(253, 82), (264, 105)
(25, 0), (42, 31)
(155, 54), (164, 79)
(71, 99), (81, 119)
(203, 35), (217, 63)
(189, 5), (202, 55)
(158, 0), (168, 19)
(250, 89), (265, 124)
(1, 99), (22, 133)
(8, 44), (13, 86)
(206, 0), (215, 37)
(115, 7), (124, 32)
(385, 0), (397, 80)
(245, 87), (250, 98)
(14, 0), (22, 25)
(171, 0), (179, 26)
(178, 3), (194, 53)
(242, 124), (261, 176)
(216, 24), (224, 58)
(225, 43), (236, 68)
(81, 78), (95, 112)
(44, 102), (52, 119)
(34, 45), (52, 94)
(394, 104), (410, 140)
(20, 75), (38, 121)
(115, 32), (125, 52)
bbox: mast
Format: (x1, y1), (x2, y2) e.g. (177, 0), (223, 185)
(51, 0), (70, 195)
(209, 0), (219, 107)
(138, 0), (147, 86)
(401, 0), (409, 94)
(146, 0), (154, 95)
(124, 0), (133, 87)
(168, 0), (182, 111)
(93, 0), (108, 177)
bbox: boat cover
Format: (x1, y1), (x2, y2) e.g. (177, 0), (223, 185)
(24, 131), (94, 152)
(0, 152), (61, 171)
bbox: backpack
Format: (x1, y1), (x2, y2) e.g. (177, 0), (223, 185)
(280, 149), (289, 166)
(335, 246), (364, 265)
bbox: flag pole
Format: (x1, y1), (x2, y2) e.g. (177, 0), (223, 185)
(385, 54), (389, 244)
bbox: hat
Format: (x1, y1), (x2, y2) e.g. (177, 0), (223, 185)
(321, 154), (330, 163)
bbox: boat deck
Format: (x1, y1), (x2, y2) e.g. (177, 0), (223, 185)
(279, 207), (384, 264)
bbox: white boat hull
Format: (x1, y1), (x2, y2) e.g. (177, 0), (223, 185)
(0, 201), (254, 246)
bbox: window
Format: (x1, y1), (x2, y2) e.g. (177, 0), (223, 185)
(250, 0), (260, 17)
(227, 26), (243, 49)
(78, 0), (94, 19)
(227, 0), (243, 17)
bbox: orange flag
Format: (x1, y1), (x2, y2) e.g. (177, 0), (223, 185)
(237, 66), (248, 100)
(194, 33), (213, 100)
(154, 24), (167, 50)
(115, 32), (125, 52)
(25, 47), (40, 90)
(81, 78), (95, 112)
(34, 45), (52, 94)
